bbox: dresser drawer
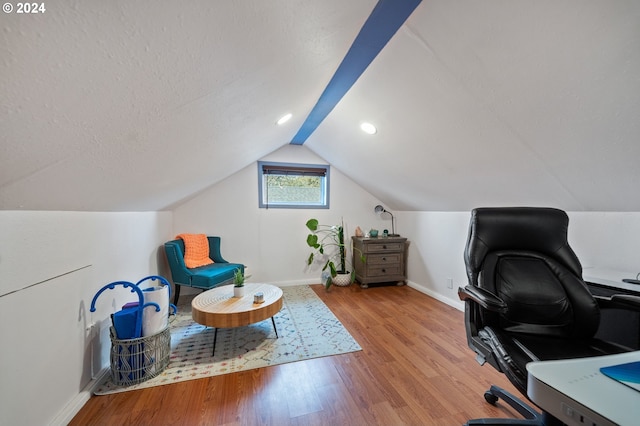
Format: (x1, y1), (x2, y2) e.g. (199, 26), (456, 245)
(367, 253), (402, 265)
(364, 242), (404, 253)
(368, 265), (402, 278)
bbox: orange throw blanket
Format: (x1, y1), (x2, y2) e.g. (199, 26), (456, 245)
(175, 233), (214, 268)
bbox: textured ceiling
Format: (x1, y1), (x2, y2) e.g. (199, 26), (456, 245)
(1, 0), (372, 210)
(306, 0), (640, 211)
(2, 0), (639, 212)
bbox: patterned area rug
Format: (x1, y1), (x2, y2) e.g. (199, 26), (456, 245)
(94, 285), (361, 395)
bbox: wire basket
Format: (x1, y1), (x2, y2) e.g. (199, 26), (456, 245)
(109, 325), (171, 386)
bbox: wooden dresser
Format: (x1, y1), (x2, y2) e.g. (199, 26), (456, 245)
(352, 236), (408, 288)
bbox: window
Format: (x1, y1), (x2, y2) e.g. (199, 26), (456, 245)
(258, 161), (330, 209)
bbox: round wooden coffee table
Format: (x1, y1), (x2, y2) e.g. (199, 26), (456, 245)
(191, 283), (283, 354)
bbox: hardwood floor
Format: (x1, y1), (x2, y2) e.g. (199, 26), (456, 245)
(70, 284), (531, 425)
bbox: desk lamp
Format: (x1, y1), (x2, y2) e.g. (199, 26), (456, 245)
(374, 205), (399, 236)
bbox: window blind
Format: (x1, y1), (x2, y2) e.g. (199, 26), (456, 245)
(261, 164), (327, 176)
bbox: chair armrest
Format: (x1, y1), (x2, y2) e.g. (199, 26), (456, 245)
(164, 241), (192, 285)
(207, 236), (229, 263)
(595, 294), (640, 311)
(458, 285), (508, 313)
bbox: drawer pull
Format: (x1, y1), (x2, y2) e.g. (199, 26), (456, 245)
(382, 269), (386, 273)
(382, 257), (386, 261)
(383, 245), (387, 249)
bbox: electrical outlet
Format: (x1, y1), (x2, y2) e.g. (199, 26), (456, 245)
(447, 278), (453, 289)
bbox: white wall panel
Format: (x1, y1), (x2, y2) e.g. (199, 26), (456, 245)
(0, 211), (172, 426)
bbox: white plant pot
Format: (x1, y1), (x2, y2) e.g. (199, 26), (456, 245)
(233, 286), (245, 298)
(332, 273), (352, 287)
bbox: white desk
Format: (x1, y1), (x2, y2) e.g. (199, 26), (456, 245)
(527, 351), (640, 426)
(582, 267), (640, 349)
(583, 267), (640, 293)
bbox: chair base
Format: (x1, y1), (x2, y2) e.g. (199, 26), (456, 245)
(465, 385), (563, 426)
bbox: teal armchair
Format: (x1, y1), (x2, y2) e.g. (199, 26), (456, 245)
(164, 236), (244, 304)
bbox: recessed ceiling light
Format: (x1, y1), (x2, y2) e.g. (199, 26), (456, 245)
(277, 113), (293, 125)
(360, 122), (377, 135)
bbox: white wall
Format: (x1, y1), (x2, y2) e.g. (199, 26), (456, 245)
(568, 212), (640, 273)
(172, 145), (388, 287)
(0, 211), (172, 426)
(399, 211), (640, 310)
(399, 211), (471, 309)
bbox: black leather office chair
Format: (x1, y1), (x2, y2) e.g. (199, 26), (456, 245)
(458, 207), (640, 425)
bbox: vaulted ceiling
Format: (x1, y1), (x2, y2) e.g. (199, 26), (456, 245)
(2, 1), (639, 212)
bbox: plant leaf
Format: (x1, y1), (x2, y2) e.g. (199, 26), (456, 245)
(306, 218), (319, 231)
(321, 259), (329, 270)
(329, 262), (337, 277)
(307, 253), (314, 266)
(324, 275), (332, 290)
(306, 234), (319, 248)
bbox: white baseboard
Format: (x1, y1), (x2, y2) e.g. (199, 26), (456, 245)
(181, 279), (318, 292)
(275, 279), (319, 287)
(246, 278), (318, 287)
(277, 279), (465, 311)
(49, 367), (110, 426)
(407, 280), (464, 312)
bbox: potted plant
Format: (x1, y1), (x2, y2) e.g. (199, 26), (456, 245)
(233, 268), (245, 297)
(305, 218), (364, 290)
